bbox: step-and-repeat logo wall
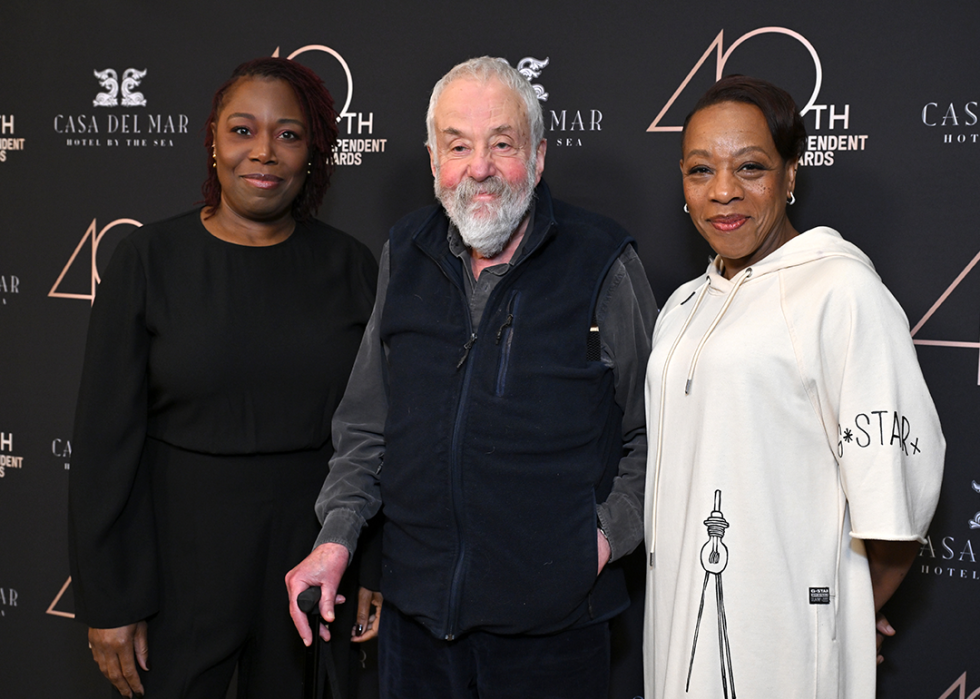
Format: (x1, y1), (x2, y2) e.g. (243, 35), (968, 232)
(1, 5), (977, 699)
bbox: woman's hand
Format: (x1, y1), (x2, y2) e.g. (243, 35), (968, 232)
(352, 587), (383, 642)
(88, 621), (148, 697)
(875, 612), (896, 665)
(865, 539), (919, 665)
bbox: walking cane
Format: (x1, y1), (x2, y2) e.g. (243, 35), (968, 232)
(298, 586), (346, 699)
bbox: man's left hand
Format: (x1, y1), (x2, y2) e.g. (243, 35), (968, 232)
(597, 529), (611, 576)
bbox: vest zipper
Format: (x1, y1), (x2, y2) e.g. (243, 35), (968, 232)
(430, 227), (548, 639)
(446, 312), (475, 640)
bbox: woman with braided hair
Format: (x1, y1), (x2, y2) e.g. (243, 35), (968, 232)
(70, 57), (378, 698)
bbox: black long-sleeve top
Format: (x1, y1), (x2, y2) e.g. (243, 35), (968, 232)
(68, 210), (377, 626)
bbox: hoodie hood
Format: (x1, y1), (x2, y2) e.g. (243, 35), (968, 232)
(689, 227), (876, 391)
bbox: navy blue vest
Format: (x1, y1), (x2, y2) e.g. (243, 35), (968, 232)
(379, 183), (632, 638)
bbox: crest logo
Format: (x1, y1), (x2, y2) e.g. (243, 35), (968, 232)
(93, 68), (147, 108)
(121, 68), (148, 107)
(971, 481), (980, 530)
(517, 57), (550, 102)
(93, 69), (118, 107)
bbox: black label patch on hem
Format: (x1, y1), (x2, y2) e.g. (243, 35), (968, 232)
(809, 587), (831, 604)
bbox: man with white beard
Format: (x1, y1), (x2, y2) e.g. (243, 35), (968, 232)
(287, 56), (656, 698)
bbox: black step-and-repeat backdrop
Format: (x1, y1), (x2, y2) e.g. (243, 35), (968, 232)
(2, 2), (978, 697)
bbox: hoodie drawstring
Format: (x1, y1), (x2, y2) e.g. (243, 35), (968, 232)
(685, 268), (752, 395)
(649, 279), (710, 565)
(649, 267), (752, 565)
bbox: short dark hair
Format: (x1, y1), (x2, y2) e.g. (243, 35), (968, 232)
(202, 57), (339, 221)
(682, 75), (807, 163)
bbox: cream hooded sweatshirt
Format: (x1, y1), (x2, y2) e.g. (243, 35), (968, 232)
(643, 227), (944, 699)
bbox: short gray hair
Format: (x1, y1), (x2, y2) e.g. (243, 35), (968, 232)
(425, 56), (544, 155)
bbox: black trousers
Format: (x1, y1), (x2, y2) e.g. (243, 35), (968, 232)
(137, 438), (337, 699)
(378, 603), (610, 699)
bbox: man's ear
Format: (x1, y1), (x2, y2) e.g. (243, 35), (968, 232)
(533, 139), (547, 185)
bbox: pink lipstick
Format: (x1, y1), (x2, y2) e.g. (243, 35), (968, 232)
(242, 173), (283, 189)
(710, 215), (747, 232)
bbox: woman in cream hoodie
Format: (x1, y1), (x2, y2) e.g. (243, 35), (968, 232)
(643, 75), (944, 699)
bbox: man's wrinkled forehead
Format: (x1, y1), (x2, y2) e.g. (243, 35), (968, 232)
(433, 77), (530, 140)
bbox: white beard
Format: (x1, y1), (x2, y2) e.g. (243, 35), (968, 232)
(435, 157), (537, 258)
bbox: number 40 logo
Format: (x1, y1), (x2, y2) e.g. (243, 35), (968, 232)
(48, 217), (141, 305)
(647, 27), (823, 132)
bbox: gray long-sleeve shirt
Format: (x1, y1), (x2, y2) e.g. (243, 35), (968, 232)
(314, 212), (657, 562)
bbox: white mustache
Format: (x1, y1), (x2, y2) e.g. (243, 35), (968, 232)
(454, 176), (508, 203)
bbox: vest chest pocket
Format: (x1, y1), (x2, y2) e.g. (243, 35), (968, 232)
(494, 291), (522, 396)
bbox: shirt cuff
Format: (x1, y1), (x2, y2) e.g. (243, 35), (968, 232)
(313, 507), (365, 558)
(597, 492), (644, 562)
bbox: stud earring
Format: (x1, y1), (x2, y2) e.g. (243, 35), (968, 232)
(307, 162), (312, 174)
(212, 147), (217, 168)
